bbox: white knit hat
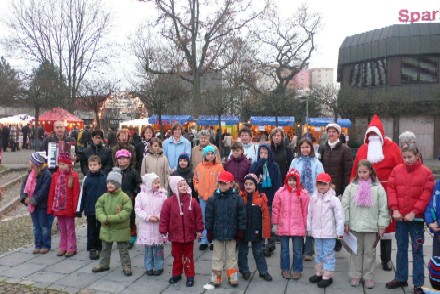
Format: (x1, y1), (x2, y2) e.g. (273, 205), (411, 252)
(325, 123), (341, 135)
(142, 173), (159, 190)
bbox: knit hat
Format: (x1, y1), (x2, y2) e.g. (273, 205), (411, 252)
(115, 149), (131, 159)
(429, 256), (440, 290)
(142, 173), (159, 190)
(107, 167), (122, 188)
(316, 172), (332, 183)
(203, 145), (215, 157)
(325, 123), (341, 135)
(168, 176), (192, 215)
(285, 168), (301, 195)
(30, 152), (46, 167)
(178, 153), (190, 163)
(244, 173), (259, 187)
(218, 171), (234, 183)
(57, 152), (72, 165)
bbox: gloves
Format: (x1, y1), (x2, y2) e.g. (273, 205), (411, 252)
(76, 212), (82, 218)
(337, 235), (343, 240)
(207, 230), (213, 244)
(235, 230), (244, 242)
(272, 225), (278, 234)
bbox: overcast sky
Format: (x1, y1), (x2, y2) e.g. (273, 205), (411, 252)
(0, 0), (439, 88)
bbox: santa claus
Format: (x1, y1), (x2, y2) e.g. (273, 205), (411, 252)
(351, 114), (403, 272)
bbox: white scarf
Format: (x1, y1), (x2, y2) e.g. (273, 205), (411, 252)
(328, 139), (339, 149)
(367, 136), (384, 163)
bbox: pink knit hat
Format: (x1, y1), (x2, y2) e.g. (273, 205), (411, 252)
(115, 149), (131, 159)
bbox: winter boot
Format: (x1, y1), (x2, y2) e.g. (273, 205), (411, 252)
(317, 271), (333, 288)
(211, 271), (222, 287)
(309, 262), (323, 283)
(226, 268), (239, 286)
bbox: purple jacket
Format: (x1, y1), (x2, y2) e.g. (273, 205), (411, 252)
(224, 154), (252, 190)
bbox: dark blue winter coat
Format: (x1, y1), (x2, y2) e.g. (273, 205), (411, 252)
(20, 168), (52, 210)
(425, 180), (440, 233)
(205, 188), (246, 241)
(249, 143), (282, 207)
(79, 170), (107, 216)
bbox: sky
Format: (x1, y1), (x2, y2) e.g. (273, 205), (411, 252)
(0, 0), (439, 88)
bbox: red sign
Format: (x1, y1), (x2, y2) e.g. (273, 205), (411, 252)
(399, 9), (440, 23)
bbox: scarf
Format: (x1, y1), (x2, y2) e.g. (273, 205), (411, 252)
(24, 169), (37, 213)
(328, 139), (339, 149)
(261, 162), (272, 188)
(53, 170), (69, 211)
(300, 155), (313, 193)
(355, 178), (373, 207)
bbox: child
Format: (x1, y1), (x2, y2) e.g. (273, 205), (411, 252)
(140, 137), (170, 190)
(272, 169), (309, 280)
(249, 143), (282, 256)
(342, 159), (390, 289)
(307, 173), (344, 288)
(224, 142), (252, 191)
(193, 145), (224, 250)
(159, 176), (203, 287)
(20, 152), (53, 254)
(205, 171), (246, 287)
(171, 153), (194, 198)
(238, 173), (272, 282)
(47, 153), (80, 257)
(425, 179), (440, 256)
(290, 138), (324, 260)
(77, 155), (107, 260)
(386, 143), (434, 294)
(92, 167), (133, 276)
(135, 173), (167, 276)
(115, 149), (142, 249)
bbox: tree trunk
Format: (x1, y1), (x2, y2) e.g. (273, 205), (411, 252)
(158, 113), (164, 140)
(34, 106), (40, 128)
(95, 110), (101, 130)
(192, 72), (201, 117)
(275, 115), (279, 127)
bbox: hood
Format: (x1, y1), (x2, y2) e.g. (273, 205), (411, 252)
(284, 169), (301, 195)
(176, 161), (193, 174)
(364, 114), (385, 145)
(256, 143), (274, 163)
(142, 173), (159, 190)
(169, 176), (190, 195)
(147, 146), (163, 155)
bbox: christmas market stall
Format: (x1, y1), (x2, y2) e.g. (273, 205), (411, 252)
(306, 117), (352, 143)
(249, 116), (296, 141)
(119, 118), (150, 135)
(0, 114), (35, 126)
(38, 108), (84, 133)
(197, 115), (240, 139)
(148, 114), (194, 135)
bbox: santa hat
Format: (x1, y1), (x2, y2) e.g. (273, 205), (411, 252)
(284, 168), (301, 196)
(364, 114), (385, 145)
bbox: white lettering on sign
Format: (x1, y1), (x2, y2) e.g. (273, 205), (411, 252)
(399, 9), (440, 23)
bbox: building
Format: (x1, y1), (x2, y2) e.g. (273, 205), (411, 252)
(288, 68), (334, 90)
(337, 23), (440, 159)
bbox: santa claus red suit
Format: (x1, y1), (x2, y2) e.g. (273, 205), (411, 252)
(351, 114), (403, 271)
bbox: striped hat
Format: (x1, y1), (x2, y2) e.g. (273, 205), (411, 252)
(30, 153), (46, 167)
(429, 256), (440, 289)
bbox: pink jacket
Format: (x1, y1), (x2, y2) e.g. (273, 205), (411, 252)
(272, 186), (310, 237)
(307, 188), (344, 238)
(134, 186), (167, 245)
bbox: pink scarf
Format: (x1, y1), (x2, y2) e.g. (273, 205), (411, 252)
(355, 178), (373, 207)
(53, 170), (69, 211)
(24, 169), (37, 213)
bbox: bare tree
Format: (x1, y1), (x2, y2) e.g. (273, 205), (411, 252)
(3, 0), (111, 112)
(0, 56), (21, 105)
(310, 84), (340, 120)
(134, 0), (267, 116)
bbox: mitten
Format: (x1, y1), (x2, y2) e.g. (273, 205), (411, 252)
(75, 212), (82, 218)
(207, 230), (213, 243)
(272, 224), (278, 234)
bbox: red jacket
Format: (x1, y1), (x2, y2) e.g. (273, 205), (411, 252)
(159, 193), (204, 243)
(47, 170), (80, 217)
(387, 160), (434, 218)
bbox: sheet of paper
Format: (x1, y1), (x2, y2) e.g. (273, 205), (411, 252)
(342, 232), (357, 255)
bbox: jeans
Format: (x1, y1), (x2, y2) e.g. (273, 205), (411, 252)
(315, 238), (336, 271)
(87, 215), (102, 251)
(199, 198), (208, 244)
(238, 240), (268, 274)
(144, 245), (164, 271)
(57, 216), (77, 252)
(395, 221), (425, 287)
(30, 208), (54, 250)
(280, 236), (303, 272)
(303, 236), (315, 256)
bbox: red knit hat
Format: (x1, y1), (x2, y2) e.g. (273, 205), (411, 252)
(218, 171), (234, 183)
(285, 168), (301, 196)
(316, 173), (332, 183)
(57, 152), (72, 165)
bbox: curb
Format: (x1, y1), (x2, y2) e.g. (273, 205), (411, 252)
(0, 197), (21, 218)
(1, 174), (26, 190)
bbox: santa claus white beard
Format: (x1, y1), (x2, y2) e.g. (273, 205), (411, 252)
(367, 136), (384, 163)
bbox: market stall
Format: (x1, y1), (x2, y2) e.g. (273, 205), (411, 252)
(0, 114), (35, 126)
(197, 115), (240, 139)
(148, 114), (194, 134)
(38, 108), (83, 133)
(306, 118), (352, 143)
(249, 116), (296, 141)
(119, 118), (150, 135)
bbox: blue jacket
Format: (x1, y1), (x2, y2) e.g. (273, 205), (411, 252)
(20, 168), (52, 210)
(163, 136), (191, 170)
(205, 188), (246, 241)
(290, 156), (324, 194)
(79, 170), (107, 216)
(249, 143), (282, 206)
(425, 180), (440, 233)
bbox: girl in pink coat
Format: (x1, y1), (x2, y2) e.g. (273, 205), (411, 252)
(134, 173), (167, 276)
(272, 169), (309, 280)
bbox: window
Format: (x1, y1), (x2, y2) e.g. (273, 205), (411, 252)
(401, 56), (438, 83)
(350, 58), (387, 87)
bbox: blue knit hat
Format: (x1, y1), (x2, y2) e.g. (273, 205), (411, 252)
(178, 153), (190, 163)
(203, 145), (215, 157)
(30, 152), (46, 167)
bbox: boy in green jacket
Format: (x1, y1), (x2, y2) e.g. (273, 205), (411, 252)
(92, 167), (133, 276)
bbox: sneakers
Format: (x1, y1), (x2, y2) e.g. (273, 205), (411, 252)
(382, 261), (393, 271)
(414, 286), (425, 294)
(309, 274), (322, 283)
(226, 268), (239, 286)
(92, 265), (110, 273)
(169, 275), (182, 284)
(186, 277), (194, 287)
(211, 271), (222, 286)
(259, 272), (272, 282)
(153, 269), (163, 276)
(282, 271), (291, 279)
(304, 255), (313, 261)
(241, 271), (251, 280)
(123, 267), (132, 276)
(364, 279), (375, 289)
(146, 270), (154, 276)
(291, 272), (301, 280)
(350, 278), (360, 287)
(199, 244), (208, 250)
(89, 249), (99, 260)
(386, 279), (408, 289)
(32, 249), (40, 254)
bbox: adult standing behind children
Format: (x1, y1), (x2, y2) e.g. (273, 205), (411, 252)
(43, 121), (76, 173)
(135, 125), (155, 172)
(230, 127), (258, 163)
(111, 128), (137, 170)
(163, 122), (191, 172)
(269, 128), (294, 181)
(80, 129), (113, 176)
(191, 130), (220, 169)
(140, 137), (170, 190)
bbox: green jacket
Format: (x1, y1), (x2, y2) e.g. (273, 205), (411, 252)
(342, 180), (390, 233)
(96, 188), (132, 242)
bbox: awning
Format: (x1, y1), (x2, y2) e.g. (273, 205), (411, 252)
(119, 118), (150, 127)
(149, 114), (194, 125)
(0, 114), (35, 125)
(197, 115), (240, 126)
(250, 116), (295, 126)
(307, 118), (352, 128)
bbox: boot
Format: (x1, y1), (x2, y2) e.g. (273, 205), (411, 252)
(309, 262), (323, 283)
(317, 271), (333, 288)
(226, 268), (239, 286)
(211, 271), (222, 287)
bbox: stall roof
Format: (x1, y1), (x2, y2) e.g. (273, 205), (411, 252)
(40, 108), (83, 122)
(307, 118), (352, 128)
(149, 114), (194, 125)
(250, 116), (295, 126)
(197, 115), (239, 126)
(0, 114), (34, 125)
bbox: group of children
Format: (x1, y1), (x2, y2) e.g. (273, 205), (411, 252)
(19, 137), (440, 292)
